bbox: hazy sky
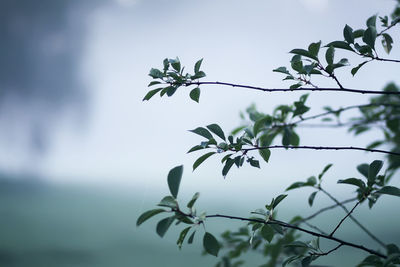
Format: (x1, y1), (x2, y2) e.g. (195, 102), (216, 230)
(2, 0), (400, 202)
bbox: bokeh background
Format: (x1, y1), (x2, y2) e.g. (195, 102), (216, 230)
(1, 0), (399, 266)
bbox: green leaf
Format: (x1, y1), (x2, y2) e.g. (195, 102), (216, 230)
(368, 160), (383, 182)
(167, 165), (183, 198)
(189, 127), (213, 140)
(166, 86), (178, 97)
(325, 41), (354, 51)
(302, 256), (312, 267)
(169, 58), (181, 72)
(207, 124), (226, 140)
(270, 223), (284, 235)
(259, 148), (271, 163)
(189, 87), (200, 103)
(148, 81), (162, 87)
(253, 115), (272, 136)
(308, 41), (321, 57)
(193, 152), (216, 171)
(203, 232), (220, 257)
(163, 58), (169, 71)
(136, 209), (165, 226)
(143, 88), (163, 101)
(194, 58), (203, 73)
(351, 61), (369, 76)
(177, 227), (191, 249)
(318, 163), (333, 180)
(156, 216), (175, 238)
(286, 241), (311, 249)
(282, 127), (292, 147)
(353, 29), (365, 38)
(382, 33), (393, 54)
(188, 231), (196, 244)
(149, 68), (164, 78)
(272, 194), (287, 209)
(376, 186), (400, 197)
(290, 131), (300, 146)
(366, 15), (377, 27)
(357, 163), (369, 178)
(248, 158), (260, 168)
(187, 145), (205, 153)
(343, 24), (354, 44)
(308, 191), (318, 207)
(261, 225), (274, 243)
(337, 178), (366, 189)
(191, 71), (206, 80)
(283, 255), (302, 267)
(363, 26), (377, 50)
(222, 158), (235, 177)
(325, 46), (335, 65)
(187, 192), (200, 208)
(273, 66), (290, 74)
(158, 196), (178, 208)
(289, 49), (319, 61)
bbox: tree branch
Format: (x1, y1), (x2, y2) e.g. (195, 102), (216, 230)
(329, 201), (361, 237)
(203, 213), (386, 259)
(310, 244), (343, 257)
(183, 81), (400, 95)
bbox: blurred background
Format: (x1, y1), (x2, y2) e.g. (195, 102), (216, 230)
(0, 0), (399, 266)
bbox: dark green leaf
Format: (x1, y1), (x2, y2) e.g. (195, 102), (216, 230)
(148, 81), (162, 87)
(290, 83), (303, 89)
(283, 255), (302, 267)
(308, 41), (321, 57)
(325, 41), (354, 51)
(193, 152), (215, 171)
(189, 87), (200, 103)
(343, 24), (354, 44)
(382, 33), (393, 54)
(351, 61), (369, 76)
(376, 186), (400, 197)
(191, 71), (206, 80)
(285, 241), (310, 249)
(307, 176), (317, 186)
(187, 192), (200, 208)
(166, 86), (178, 97)
(368, 160), (383, 181)
(143, 88), (163, 101)
(272, 194), (287, 209)
(357, 164), (369, 178)
(270, 223), (284, 235)
(194, 58), (203, 73)
(167, 165), (183, 198)
(363, 26), (377, 49)
(149, 68), (164, 78)
(253, 115), (272, 136)
(290, 131), (300, 146)
(249, 158), (260, 168)
(187, 145), (205, 153)
(366, 15), (377, 27)
(188, 231), (196, 244)
(289, 49), (319, 61)
(261, 225), (274, 243)
(302, 256), (312, 267)
(189, 127), (213, 140)
(337, 178), (366, 189)
(325, 46), (335, 65)
(286, 182), (307, 191)
(222, 158), (235, 177)
(353, 29), (365, 38)
(259, 148), (271, 163)
(158, 196), (178, 208)
(136, 209), (165, 226)
(308, 191), (318, 207)
(163, 58), (169, 71)
(156, 216), (175, 238)
(177, 227), (191, 249)
(282, 127), (292, 147)
(273, 66), (290, 74)
(203, 232), (220, 257)
(207, 124), (226, 140)
(318, 163), (333, 180)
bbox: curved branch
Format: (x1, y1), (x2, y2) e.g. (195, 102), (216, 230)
(243, 145), (400, 157)
(204, 213), (386, 259)
(184, 81), (400, 95)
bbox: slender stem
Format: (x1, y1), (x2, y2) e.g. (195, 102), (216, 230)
(243, 145), (400, 157)
(319, 188), (386, 248)
(203, 214), (386, 259)
(330, 201), (361, 236)
(310, 244), (343, 256)
(303, 221), (328, 235)
(183, 81), (400, 95)
(299, 197), (358, 222)
(378, 19), (400, 36)
(372, 57), (400, 63)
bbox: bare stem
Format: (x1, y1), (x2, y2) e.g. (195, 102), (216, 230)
(329, 201), (361, 237)
(310, 244), (343, 256)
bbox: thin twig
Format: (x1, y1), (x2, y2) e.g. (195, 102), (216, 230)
(243, 145), (400, 157)
(319, 188), (386, 248)
(183, 81), (400, 95)
(310, 244), (343, 256)
(330, 201), (361, 236)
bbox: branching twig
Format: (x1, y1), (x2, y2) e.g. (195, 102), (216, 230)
(310, 244), (343, 257)
(329, 201), (361, 237)
(182, 81), (400, 95)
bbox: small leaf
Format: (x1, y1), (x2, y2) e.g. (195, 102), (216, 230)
(166, 86), (178, 97)
(270, 224), (284, 235)
(308, 191), (318, 207)
(366, 15), (377, 27)
(282, 127), (292, 147)
(376, 186), (400, 197)
(351, 61), (369, 76)
(308, 41), (321, 57)
(170, 58), (181, 72)
(187, 192), (200, 208)
(149, 68), (164, 78)
(156, 216), (175, 238)
(285, 241), (311, 249)
(191, 71), (206, 79)
(136, 209), (165, 226)
(357, 164), (369, 178)
(189, 127), (213, 140)
(158, 196), (178, 208)
(187, 145), (205, 153)
(259, 148), (271, 163)
(168, 165), (183, 198)
(382, 33), (393, 54)
(177, 227), (191, 249)
(148, 81), (162, 87)
(203, 232), (220, 256)
(318, 163), (333, 180)
(194, 58), (203, 73)
(289, 49), (319, 61)
(337, 178), (366, 189)
(325, 46), (335, 65)
(286, 182), (308, 191)
(325, 41), (354, 51)
(189, 87), (201, 103)
(363, 26), (377, 50)
(188, 231), (196, 244)
(368, 160), (383, 182)
(193, 152), (216, 171)
(249, 158), (260, 168)
(207, 124), (226, 140)
(222, 158), (235, 177)
(273, 66), (290, 74)
(343, 24), (354, 44)
(272, 194), (287, 209)
(143, 88), (163, 101)
(261, 225), (274, 243)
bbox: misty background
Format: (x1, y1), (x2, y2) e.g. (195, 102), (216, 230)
(0, 0), (399, 266)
